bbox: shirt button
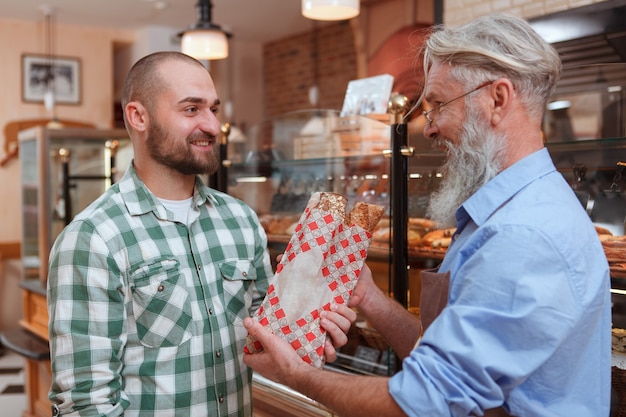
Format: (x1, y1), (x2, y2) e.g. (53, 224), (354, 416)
(208, 308), (213, 315)
(51, 405), (60, 416)
(218, 395), (225, 403)
(216, 350), (222, 358)
(197, 265), (202, 271)
(157, 284), (164, 292)
(242, 271), (247, 277)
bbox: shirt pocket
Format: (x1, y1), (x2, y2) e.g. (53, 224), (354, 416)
(219, 259), (257, 327)
(129, 258), (193, 348)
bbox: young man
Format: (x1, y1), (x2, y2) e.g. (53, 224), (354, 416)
(243, 13), (611, 417)
(47, 51), (354, 416)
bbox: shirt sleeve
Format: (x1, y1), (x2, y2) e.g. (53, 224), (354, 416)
(47, 219), (129, 416)
(389, 225), (586, 416)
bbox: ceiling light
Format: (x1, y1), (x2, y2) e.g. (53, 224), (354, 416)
(302, 0), (360, 21)
(547, 100), (571, 111)
(180, 0), (230, 60)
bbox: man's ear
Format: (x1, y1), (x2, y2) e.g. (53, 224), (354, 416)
(490, 78), (514, 125)
(125, 101), (148, 133)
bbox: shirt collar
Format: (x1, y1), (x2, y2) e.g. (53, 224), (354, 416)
(118, 164), (219, 218)
(456, 148), (557, 229)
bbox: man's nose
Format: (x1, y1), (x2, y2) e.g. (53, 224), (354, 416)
(200, 111), (221, 135)
(423, 120), (437, 140)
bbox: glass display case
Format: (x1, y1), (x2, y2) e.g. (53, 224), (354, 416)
(18, 126), (132, 285)
(544, 63), (625, 143)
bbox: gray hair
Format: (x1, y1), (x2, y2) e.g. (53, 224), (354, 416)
(419, 13), (561, 120)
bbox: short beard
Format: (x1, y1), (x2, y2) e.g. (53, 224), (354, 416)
(426, 106), (506, 228)
(146, 118), (220, 176)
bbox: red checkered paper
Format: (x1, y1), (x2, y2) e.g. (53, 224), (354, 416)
(244, 192), (383, 368)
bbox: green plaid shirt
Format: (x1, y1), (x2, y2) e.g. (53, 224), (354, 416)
(47, 165), (273, 416)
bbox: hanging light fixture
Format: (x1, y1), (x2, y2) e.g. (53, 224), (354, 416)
(302, 0), (360, 21)
(180, 0), (230, 60)
(41, 4), (63, 127)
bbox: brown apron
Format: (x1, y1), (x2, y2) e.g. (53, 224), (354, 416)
(419, 268), (451, 332)
(419, 268), (512, 417)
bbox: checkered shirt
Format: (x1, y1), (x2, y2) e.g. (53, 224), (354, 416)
(47, 165), (273, 416)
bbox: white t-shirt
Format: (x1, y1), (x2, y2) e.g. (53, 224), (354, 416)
(159, 197), (193, 225)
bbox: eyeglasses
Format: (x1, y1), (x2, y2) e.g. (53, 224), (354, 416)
(422, 81), (494, 126)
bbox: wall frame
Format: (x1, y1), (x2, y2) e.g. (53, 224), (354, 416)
(22, 54), (81, 105)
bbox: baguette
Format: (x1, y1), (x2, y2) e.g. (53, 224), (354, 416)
(307, 192), (347, 221)
(348, 202), (385, 232)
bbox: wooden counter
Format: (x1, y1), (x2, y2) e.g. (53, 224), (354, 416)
(13, 279), (51, 417)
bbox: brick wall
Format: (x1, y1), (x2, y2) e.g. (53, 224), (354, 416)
(444, 0), (603, 25)
(262, 0), (610, 119)
(263, 21), (357, 119)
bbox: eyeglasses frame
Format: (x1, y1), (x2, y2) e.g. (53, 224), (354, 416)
(422, 81), (494, 125)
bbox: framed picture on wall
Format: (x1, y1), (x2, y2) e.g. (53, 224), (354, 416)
(22, 54), (81, 105)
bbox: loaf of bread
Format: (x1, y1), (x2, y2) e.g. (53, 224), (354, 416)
(371, 226), (421, 246)
(245, 192), (385, 368)
(595, 225), (613, 236)
(348, 201), (385, 232)
(421, 228), (456, 246)
(613, 328), (626, 353)
(409, 217), (436, 230)
(307, 192), (347, 221)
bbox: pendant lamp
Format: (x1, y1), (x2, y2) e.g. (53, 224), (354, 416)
(42, 5), (56, 114)
(180, 0), (230, 60)
(41, 5), (64, 127)
(302, 0), (360, 21)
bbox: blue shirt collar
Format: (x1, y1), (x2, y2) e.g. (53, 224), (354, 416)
(455, 148), (557, 230)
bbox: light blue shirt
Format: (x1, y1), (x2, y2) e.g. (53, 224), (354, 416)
(389, 148), (612, 416)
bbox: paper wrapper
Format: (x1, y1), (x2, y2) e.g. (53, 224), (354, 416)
(244, 192), (384, 368)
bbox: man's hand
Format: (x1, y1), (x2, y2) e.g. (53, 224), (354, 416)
(320, 303), (356, 362)
(243, 317), (309, 386)
(349, 264), (381, 310)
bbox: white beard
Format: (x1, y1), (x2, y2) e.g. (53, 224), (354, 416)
(426, 106), (507, 228)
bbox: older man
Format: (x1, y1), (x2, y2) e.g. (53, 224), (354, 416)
(243, 13), (611, 417)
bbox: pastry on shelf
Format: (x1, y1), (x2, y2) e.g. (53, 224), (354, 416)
(613, 328), (626, 353)
(370, 217), (435, 249)
(258, 213), (300, 236)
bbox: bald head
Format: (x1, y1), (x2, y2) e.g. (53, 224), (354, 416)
(121, 51), (208, 130)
